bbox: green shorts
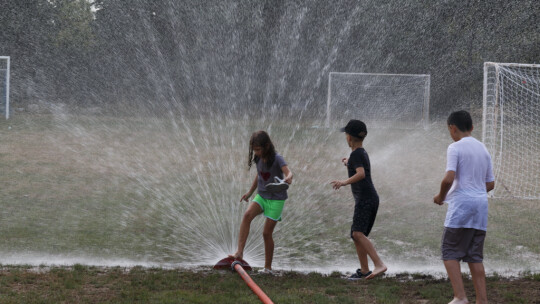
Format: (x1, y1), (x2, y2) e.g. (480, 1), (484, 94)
(253, 194), (285, 222)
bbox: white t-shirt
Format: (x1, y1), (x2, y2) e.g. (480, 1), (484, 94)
(444, 136), (495, 231)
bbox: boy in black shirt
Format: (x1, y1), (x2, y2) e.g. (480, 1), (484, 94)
(331, 119), (387, 280)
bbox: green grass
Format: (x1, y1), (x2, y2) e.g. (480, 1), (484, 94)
(0, 265), (538, 303)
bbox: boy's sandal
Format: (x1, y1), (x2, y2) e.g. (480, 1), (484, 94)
(347, 269), (372, 280)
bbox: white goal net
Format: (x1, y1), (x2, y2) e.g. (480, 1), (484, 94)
(326, 72), (430, 129)
(0, 56), (10, 119)
(483, 62), (540, 199)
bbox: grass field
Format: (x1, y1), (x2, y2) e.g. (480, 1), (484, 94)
(0, 265), (539, 303)
(0, 113), (539, 277)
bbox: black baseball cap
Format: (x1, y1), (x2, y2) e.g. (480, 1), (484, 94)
(340, 119), (367, 138)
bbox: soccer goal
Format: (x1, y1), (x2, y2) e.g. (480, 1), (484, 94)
(326, 72), (430, 129)
(0, 56), (10, 119)
(483, 62), (540, 199)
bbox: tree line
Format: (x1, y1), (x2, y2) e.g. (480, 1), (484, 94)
(1, 0), (538, 118)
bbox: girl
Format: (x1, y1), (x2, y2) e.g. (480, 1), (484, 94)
(230, 130), (293, 273)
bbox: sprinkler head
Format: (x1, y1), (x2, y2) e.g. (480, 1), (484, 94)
(231, 260), (241, 271)
(213, 256), (252, 271)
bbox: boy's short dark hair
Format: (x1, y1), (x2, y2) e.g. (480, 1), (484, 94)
(340, 119), (367, 140)
(447, 110), (473, 132)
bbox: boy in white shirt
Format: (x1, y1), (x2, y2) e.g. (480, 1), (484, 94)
(433, 110), (495, 304)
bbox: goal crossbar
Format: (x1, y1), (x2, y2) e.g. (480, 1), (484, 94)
(326, 72), (430, 129)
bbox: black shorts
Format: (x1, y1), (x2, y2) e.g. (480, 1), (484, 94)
(350, 193), (379, 238)
(441, 227), (486, 263)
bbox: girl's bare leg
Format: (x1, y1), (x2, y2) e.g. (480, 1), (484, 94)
(230, 202), (262, 260)
(262, 218), (278, 269)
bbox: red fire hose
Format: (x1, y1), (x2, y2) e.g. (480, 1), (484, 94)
(231, 261), (274, 304)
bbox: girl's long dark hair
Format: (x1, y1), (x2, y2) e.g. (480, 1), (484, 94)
(248, 131), (276, 170)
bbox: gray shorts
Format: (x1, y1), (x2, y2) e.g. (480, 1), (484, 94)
(441, 227), (486, 263)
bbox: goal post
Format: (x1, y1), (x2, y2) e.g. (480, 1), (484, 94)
(0, 56), (10, 119)
(326, 72), (430, 129)
(483, 62), (540, 199)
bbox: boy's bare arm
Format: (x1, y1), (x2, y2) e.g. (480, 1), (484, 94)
(486, 181), (495, 192)
(331, 167), (365, 190)
(433, 170), (455, 205)
(347, 167), (365, 184)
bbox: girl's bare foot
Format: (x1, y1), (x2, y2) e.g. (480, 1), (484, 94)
(228, 252), (243, 260)
(448, 298), (469, 304)
(366, 265), (387, 280)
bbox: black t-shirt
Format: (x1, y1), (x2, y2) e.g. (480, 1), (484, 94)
(347, 148), (378, 199)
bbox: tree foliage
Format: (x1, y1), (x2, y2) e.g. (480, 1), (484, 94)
(0, 0), (538, 117)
